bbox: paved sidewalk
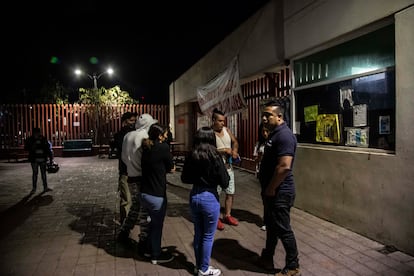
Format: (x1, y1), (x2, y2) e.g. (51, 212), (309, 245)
(0, 157), (413, 276)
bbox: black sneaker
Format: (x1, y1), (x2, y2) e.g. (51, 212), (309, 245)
(117, 230), (130, 244)
(151, 251), (174, 264)
(137, 240), (150, 258)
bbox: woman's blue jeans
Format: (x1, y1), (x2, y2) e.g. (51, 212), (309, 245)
(140, 193), (167, 258)
(190, 190), (220, 272)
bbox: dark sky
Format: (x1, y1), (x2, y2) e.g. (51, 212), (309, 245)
(3, 0), (270, 104)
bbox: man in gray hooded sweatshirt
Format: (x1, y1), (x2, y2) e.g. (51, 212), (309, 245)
(117, 113), (158, 253)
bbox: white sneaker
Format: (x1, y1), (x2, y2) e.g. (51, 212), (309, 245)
(198, 266), (221, 276)
(260, 225), (267, 231)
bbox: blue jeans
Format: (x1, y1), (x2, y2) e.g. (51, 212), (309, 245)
(263, 193), (299, 269)
(190, 189), (220, 272)
(140, 193), (167, 258)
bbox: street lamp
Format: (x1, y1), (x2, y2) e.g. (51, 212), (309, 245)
(74, 68), (114, 89)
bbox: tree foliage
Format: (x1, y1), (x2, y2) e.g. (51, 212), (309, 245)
(78, 85), (137, 105)
(77, 86), (137, 145)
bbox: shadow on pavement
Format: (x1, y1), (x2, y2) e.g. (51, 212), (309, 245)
(0, 193), (53, 238)
(65, 203), (138, 259)
(66, 203), (184, 262)
(66, 202), (196, 274)
(212, 238), (268, 274)
(157, 245), (196, 274)
(230, 208), (264, 227)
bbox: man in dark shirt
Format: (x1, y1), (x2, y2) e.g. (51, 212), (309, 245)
(257, 101), (300, 276)
(113, 111), (137, 224)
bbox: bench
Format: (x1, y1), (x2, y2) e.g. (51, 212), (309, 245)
(62, 139), (93, 157)
(3, 147), (29, 162)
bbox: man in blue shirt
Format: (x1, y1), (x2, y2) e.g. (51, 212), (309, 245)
(257, 101), (300, 276)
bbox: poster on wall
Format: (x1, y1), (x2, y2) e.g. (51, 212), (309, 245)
(353, 104), (367, 127)
(345, 127), (369, 147)
(379, 115), (390, 134)
(304, 105), (318, 123)
(197, 114), (210, 129)
(339, 87), (354, 109)
(316, 114), (341, 144)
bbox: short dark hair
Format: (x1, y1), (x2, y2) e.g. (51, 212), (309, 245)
(264, 100), (285, 116)
(121, 112), (136, 122)
(212, 108), (225, 120)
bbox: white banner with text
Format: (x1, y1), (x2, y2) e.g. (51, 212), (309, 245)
(197, 57), (247, 116)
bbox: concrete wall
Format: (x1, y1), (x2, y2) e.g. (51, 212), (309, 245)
(170, 0), (284, 106)
(287, 1), (414, 255)
(170, 0), (414, 255)
(284, 0), (414, 58)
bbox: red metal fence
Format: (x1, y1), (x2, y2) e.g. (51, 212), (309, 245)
(237, 68), (291, 161)
(0, 67), (290, 166)
(0, 104), (169, 148)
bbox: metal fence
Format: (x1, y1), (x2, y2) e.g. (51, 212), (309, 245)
(0, 103), (169, 148)
(236, 68), (291, 161)
(0, 67), (290, 165)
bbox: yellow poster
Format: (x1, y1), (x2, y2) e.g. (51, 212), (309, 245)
(316, 114), (341, 143)
(304, 105), (318, 123)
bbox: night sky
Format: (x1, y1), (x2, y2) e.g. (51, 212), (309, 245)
(3, 0), (270, 104)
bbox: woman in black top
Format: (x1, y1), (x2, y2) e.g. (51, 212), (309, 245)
(181, 127), (229, 276)
(140, 123), (175, 264)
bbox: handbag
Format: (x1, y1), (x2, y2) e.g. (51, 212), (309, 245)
(47, 162), (60, 173)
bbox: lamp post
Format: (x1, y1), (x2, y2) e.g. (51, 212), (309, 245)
(74, 68), (114, 89)
(74, 67), (114, 146)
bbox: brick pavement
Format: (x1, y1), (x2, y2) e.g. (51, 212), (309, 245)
(0, 156), (413, 275)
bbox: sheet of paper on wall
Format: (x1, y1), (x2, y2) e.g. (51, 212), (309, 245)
(294, 121), (301, 135)
(316, 114), (341, 143)
(345, 127), (369, 147)
(353, 104), (367, 126)
(304, 105), (318, 123)
(379, 115), (390, 134)
(340, 87), (354, 109)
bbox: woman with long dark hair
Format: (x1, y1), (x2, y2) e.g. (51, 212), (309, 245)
(181, 127), (229, 276)
(140, 123), (176, 264)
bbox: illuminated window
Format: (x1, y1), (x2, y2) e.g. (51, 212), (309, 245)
(294, 24), (395, 150)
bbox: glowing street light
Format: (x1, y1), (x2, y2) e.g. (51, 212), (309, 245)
(74, 68), (114, 89)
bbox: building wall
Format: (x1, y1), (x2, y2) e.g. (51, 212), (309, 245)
(288, 1), (414, 255)
(284, 0), (414, 58)
(170, 0), (414, 255)
(170, 0), (284, 106)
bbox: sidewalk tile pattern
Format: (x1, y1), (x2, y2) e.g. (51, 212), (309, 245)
(0, 157), (412, 275)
